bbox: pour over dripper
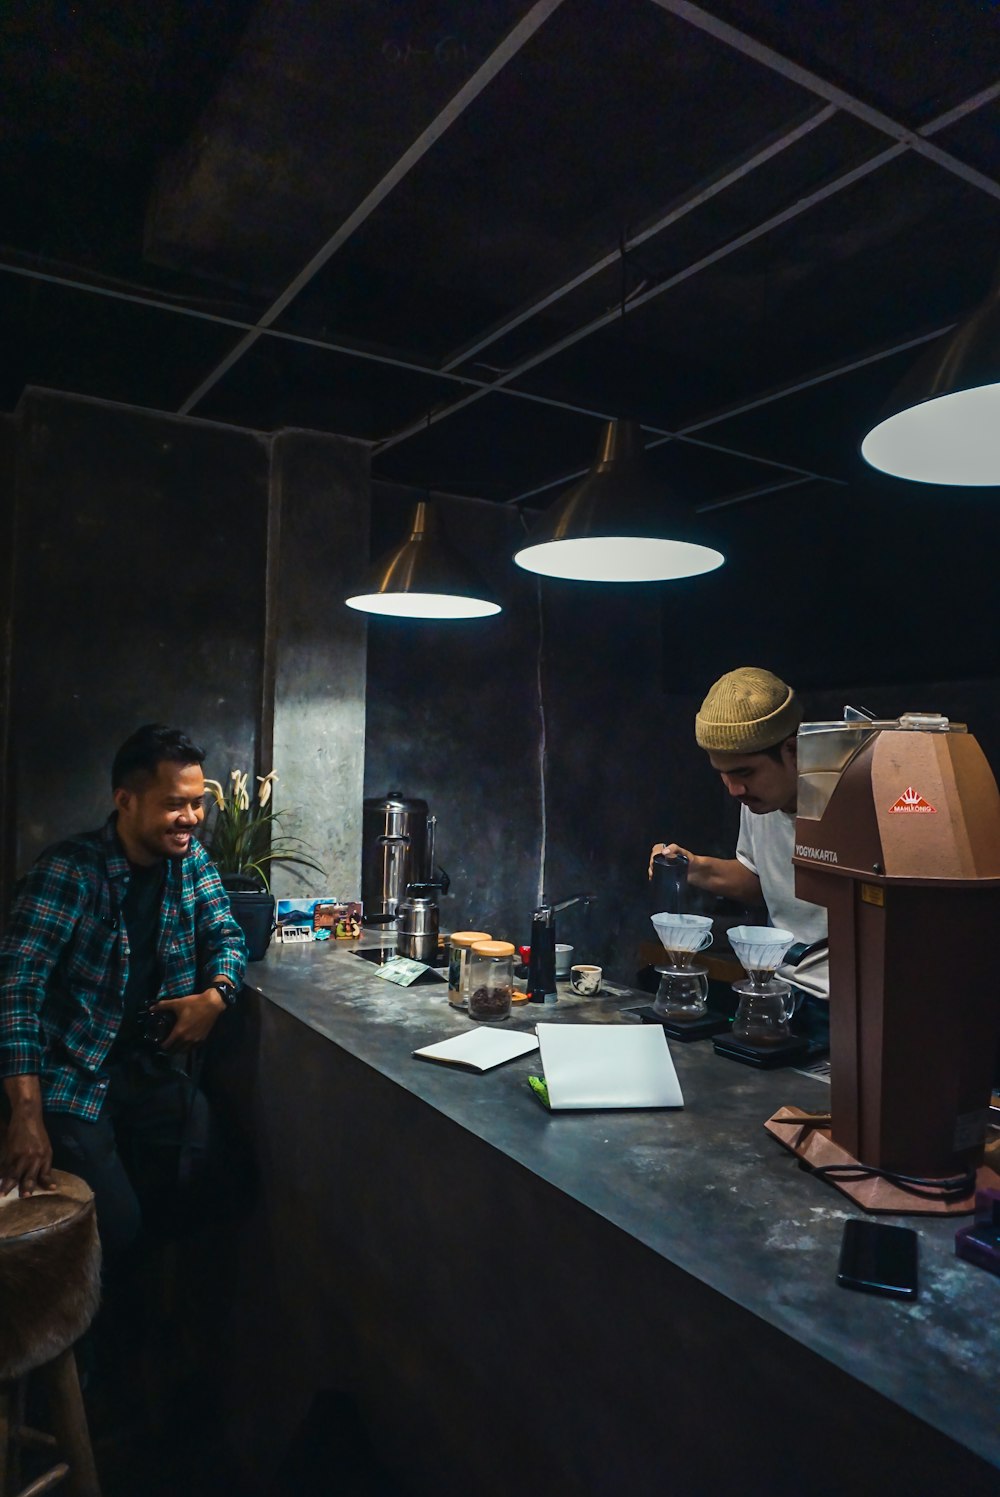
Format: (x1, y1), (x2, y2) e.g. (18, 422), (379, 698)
(728, 926), (797, 1047)
(651, 912), (713, 969)
(728, 926), (794, 987)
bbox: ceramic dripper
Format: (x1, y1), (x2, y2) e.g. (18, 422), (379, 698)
(651, 912), (713, 969)
(728, 926), (795, 987)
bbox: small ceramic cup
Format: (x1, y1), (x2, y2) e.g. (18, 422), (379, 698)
(570, 964), (602, 996)
(555, 943), (574, 977)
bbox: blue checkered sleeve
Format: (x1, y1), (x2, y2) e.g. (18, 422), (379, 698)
(190, 850), (247, 990)
(0, 847), (96, 1080)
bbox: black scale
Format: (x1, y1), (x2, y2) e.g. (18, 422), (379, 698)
(712, 1031), (810, 1067)
(627, 978), (826, 1068)
(627, 1005), (731, 1042)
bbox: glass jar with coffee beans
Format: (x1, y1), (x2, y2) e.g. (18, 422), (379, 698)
(466, 940), (515, 1022)
(448, 930), (492, 1008)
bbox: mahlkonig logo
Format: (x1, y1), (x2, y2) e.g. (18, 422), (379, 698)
(887, 786), (937, 813)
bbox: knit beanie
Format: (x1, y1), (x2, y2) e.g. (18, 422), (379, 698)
(695, 667), (801, 753)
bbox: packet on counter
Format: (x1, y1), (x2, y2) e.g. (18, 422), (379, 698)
(374, 956), (431, 987)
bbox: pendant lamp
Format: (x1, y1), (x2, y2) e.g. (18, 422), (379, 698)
(861, 275), (1000, 485)
(346, 500), (500, 619)
(513, 420), (725, 582)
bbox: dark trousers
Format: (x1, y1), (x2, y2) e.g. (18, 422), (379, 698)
(45, 1047), (218, 1267)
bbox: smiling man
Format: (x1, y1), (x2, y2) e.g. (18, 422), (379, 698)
(0, 724), (246, 1261)
(649, 667), (828, 950)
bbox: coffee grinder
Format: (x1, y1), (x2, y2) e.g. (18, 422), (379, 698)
(526, 892), (597, 1003)
(766, 711), (1000, 1214)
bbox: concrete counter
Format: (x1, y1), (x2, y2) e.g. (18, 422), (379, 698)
(228, 937), (1000, 1496)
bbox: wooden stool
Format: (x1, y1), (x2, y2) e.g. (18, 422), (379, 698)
(0, 1170), (102, 1497)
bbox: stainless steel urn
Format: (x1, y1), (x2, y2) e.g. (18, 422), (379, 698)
(361, 792), (434, 923)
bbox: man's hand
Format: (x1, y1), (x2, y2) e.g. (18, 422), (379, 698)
(152, 988), (226, 1052)
(648, 842), (693, 879)
(1, 1078), (54, 1197)
(648, 844), (762, 903)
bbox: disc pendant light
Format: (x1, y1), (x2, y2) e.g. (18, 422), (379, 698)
(513, 420), (725, 582)
(861, 275), (1000, 485)
(346, 500), (500, 619)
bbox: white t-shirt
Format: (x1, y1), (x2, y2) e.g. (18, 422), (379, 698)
(735, 806), (828, 946)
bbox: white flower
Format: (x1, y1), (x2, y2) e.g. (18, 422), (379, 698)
(203, 778), (225, 811)
(257, 771), (278, 808)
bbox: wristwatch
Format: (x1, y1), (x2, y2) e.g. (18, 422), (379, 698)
(211, 979), (239, 1007)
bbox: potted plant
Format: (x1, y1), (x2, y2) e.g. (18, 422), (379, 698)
(203, 770), (324, 960)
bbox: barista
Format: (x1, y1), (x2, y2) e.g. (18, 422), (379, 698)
(648, 667), (828, 973)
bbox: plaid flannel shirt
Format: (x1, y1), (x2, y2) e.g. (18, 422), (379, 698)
(0, 816), (247, 1120)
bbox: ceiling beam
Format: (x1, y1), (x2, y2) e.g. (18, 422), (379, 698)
(175, 0), (567, 417)
(373, 141), (907, 453)
(650, 0), (1000, 201)
(670, 324), (956, 439)
(439, 102), (837, 374)
(0, 260), (253, 331)
(0, 252), (843, 487)
(434, 24), (999, 383)
(372, 65), (995, 460)
(696, 474), (815, 513)
(507, 321), (955, 506)
(0, 253), (956, 501)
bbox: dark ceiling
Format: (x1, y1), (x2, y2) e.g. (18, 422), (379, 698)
(2, 0), (1000, 678)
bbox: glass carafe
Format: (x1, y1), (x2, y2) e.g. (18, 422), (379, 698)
(731, 976), (795, 1045)
(652, 965), (709, 1022)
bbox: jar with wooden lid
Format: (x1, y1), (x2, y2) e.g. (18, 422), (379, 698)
(448, 931), (492, 1007)
(466, 940), (515, 1022)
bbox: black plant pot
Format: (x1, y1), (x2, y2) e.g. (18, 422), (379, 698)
(221, 879), (276, 961)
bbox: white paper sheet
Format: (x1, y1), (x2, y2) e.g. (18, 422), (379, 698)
(414, 1027), (539, 1071)
(537, 1023), (684, 1110)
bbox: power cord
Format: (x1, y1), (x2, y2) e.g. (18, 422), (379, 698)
(777, 1114), (976, 1199)
(804, 1161), (976, 1201)
(808, 1149), (970, 1197)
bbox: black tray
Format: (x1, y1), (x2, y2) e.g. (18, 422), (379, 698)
(712, 1032), (810, 1068)
(626, 1006), (731, 1042)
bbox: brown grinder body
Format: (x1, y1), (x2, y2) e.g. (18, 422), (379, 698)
(794, 722), (1000, 1178)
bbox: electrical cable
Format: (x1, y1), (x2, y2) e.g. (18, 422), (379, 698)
(777, 1114), (977, 1199)
(519, 506), (547, 907)
(805, 1161), (976, 1200)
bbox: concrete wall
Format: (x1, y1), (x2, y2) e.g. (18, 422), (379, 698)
(363, 485), (673, 981)
(1, 391), (369, 904)
(0, 415), (15, 915)
(8, 391), (270, 870)
(267, 431), (369, 898)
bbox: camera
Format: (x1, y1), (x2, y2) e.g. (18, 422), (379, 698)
(136, 1004), (176, 1049)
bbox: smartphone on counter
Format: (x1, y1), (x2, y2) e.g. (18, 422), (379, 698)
(837, 1219), (919, 1299)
